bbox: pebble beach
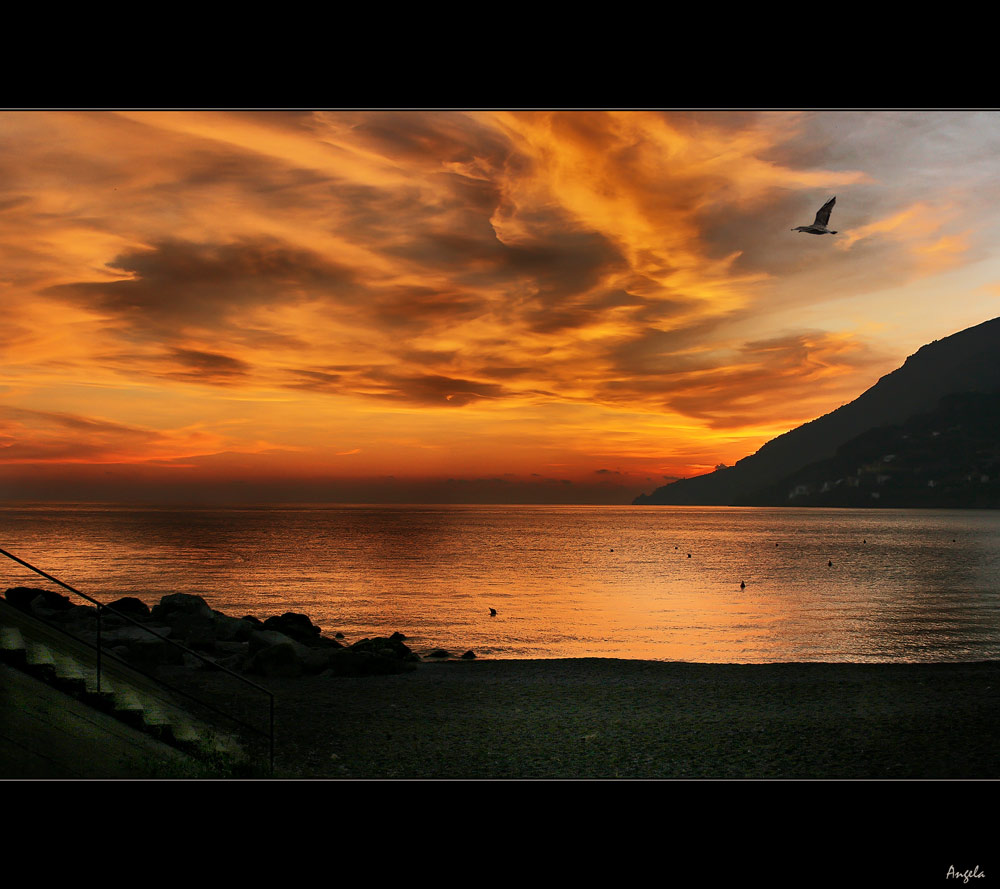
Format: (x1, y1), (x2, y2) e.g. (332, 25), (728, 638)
(167, 657), (1000, 780)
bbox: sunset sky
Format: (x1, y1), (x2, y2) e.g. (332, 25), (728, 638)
(3, 109), (1000, 504)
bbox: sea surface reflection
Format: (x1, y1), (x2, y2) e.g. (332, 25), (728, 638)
(2, 504), (999, 663)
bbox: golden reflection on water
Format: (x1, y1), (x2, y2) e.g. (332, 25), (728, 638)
(3, 504), (1000, 663)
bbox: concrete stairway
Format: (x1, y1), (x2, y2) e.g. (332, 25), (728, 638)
(0, 598), (248, 775)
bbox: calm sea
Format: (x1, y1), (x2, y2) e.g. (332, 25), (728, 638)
(2, 503), (999, 664)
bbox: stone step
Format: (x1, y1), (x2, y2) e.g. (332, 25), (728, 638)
(2, 604), (255, 772)
(205, 731), (247, 761)
(1, 624), (26, 652)
(0, 625), (28, 668)
(24, 639), (59, 681)
(111, 686), (146, 714)
(167, 718), (204, 745)
(48, 651), (90, 696)
(52, 652), (86, 682)
(139, 702), (172, 727)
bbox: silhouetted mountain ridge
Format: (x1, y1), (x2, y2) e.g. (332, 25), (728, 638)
(633, 316), (1000, 506)
(739, 390), (1000, 507)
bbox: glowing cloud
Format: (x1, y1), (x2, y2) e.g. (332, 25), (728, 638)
(3, 110), (1000, 502)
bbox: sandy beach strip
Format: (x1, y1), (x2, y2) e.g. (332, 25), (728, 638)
(162, 658), (1000, 779)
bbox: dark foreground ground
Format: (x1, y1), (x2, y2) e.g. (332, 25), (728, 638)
(159, 658), (1000, 779)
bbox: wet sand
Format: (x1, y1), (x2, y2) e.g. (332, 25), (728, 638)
(168, 657), (1000, 779)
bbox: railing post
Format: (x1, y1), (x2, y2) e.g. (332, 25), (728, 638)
(96, 602), (102, 694)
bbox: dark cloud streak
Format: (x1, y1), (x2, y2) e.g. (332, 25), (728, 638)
(46, 237), (356, 338)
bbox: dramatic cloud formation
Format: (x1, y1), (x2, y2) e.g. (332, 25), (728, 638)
(3, 110), (1000, 503)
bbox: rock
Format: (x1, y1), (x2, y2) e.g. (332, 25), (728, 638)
(182, 651), (214, 671)
(247, 629), (331, 675)
(214, 640), (249, 656)
(427, 649), (452, 658)
(123, 637), (185, 670)
(246, 641), (303, 678)
(151, 594), (216, 640)
(263, 612), (322, 643)
(215, 652), (249, 672)
(185, 624), (218, 651)
(58, 604), (98, 625)
(248, 629), (295, 655)
(106, 596), (151, 618)
(334, 632), (345, 639)
(213, 611), (254, 642)
(38, 591), (75, 611)
(173, 613), (218, 640)
(100, 624), (172, 645)
(5, 586), (74, 613)
(460, 650), (477, 659)
(389, 631), (407, 642)
(151, 592), (214, 623)
(241, 615), (265, 628)
(29, 598), (72, 620)
(350, 635), (420, 662)
(97, 611), (129, 629)
(5, 586), (62, 611)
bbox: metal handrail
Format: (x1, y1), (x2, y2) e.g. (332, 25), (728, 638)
(0, 547), (274, 775)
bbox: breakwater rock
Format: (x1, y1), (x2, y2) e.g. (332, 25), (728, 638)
(3, 587), (437, 679)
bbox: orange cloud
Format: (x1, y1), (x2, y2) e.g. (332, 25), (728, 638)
(0, 110), (985, 501)
(0, 407), (229, 465)
(835, 200), (972, 274)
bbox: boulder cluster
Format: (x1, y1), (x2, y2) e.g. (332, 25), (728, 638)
(4, 586), (478, 678)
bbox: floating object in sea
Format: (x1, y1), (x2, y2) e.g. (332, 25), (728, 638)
(792, 196), (838, 235)
(828, 560), (833, 567)
(687, 553), (692, 558)
(740, 581), (746, 590)
(489, 608), (497, 616)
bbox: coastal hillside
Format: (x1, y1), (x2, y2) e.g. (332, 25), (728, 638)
(634, 316), (1000, 506)
(738, 390), (1000, 507)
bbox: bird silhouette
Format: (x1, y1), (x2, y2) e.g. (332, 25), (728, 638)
(740, 581), (746, 590)
(792, 196), (838, 235)
(489, 608), (497, 616)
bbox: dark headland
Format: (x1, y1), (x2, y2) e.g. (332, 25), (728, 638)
(634, 316), (1000, 508)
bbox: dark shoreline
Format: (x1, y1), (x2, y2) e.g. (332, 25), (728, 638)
(164, 656), (1000, 780)
(6, 581), (999, 780)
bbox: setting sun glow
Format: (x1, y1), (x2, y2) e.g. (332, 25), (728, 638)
(3, 109), (1000, 503)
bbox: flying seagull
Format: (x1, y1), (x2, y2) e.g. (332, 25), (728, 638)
(792, 196), (838, 235)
